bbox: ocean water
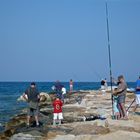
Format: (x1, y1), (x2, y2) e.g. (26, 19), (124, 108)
(0, 82), (136, 132)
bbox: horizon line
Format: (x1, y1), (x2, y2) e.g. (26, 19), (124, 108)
(0, 80), (136, 83)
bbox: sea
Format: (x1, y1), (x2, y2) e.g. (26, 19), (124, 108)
(0, 82), (136, 132)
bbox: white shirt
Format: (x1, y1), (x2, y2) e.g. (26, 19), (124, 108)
(62, 87), (66, 94)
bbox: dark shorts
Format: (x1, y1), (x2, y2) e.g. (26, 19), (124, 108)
(27, 101), (39, 116)
(27, 107), (39, 116)
(118, 95), (126, 103)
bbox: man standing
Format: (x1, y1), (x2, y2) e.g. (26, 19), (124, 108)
(133, 76), (140, 113)
(23, 82), (40, 127)
(113, 75), (128, 119)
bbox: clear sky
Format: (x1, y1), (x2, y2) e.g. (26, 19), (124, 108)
(0, 0), (140, 82)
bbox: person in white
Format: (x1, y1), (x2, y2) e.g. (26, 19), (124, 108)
(104, 78), (108, 90)
(62, 86), (66, 95)
(61, 86), (66, 102)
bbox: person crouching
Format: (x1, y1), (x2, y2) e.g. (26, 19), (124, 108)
(53, 96), (63, 126)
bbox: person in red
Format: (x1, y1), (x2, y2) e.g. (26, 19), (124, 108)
(53, 96), (63, 126)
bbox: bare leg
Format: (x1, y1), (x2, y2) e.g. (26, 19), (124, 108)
(58, 119), (61, 125)
(27, 116), (30, 126)
(35, 115), (39, 126)
(70, 86), (73, 93)
(118, 104), (123, 118)
(101, 90), (105, 95)
(133, 104), (139, 113)
(115, 112), (120, 120)
(53, 119), (56, 126)
(118, 113), (120, 120)
(120, 103), (128, 119)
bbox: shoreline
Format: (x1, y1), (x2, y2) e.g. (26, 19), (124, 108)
(0, 90), (140, 140)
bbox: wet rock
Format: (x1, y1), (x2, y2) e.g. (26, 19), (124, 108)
(4, 127), (17, 137)
(5, 114), (26, 130)
(0, 134), (9, 140)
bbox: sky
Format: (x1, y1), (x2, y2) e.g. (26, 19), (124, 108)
(0, 0), (140, 82)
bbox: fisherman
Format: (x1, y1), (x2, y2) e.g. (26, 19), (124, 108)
(133, 76), (140, 113)
(23, 82), (40, 127)
(113, 75), (128, 120)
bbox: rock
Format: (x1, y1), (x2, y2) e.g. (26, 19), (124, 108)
(94, 130), (140, 140)
(52, 135), (75, 140)
(107, 118), (140, 133)
(0, 133), (9, 140)
(47, 131), (66, 139)
(5, 114), (26, 130)
(4, 127), (17, 138)
(10, 133), (43, 140)
(39, 92), (52, 106)
(126, 93), (135, 99)
(1, 90), (140, 140)
(70, 123), (110, 135)
(51, 130), (140, 140)
(17, 92), (51, 105)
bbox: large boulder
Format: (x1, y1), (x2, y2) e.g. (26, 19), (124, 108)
(17, 92), (52, 105)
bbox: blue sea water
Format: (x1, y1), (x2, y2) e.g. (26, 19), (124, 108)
(0, 82), (136, 132)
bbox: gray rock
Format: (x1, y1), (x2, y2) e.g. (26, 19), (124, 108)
(10, 133), (42, 140)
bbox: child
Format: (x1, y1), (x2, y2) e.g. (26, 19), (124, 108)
(113, 95), (120, 120)
(53, 96), (63, 126)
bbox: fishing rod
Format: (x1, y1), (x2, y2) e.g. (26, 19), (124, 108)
(105, 2), (114, 116)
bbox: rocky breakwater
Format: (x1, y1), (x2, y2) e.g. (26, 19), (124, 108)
(0, 90), (140, 140)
